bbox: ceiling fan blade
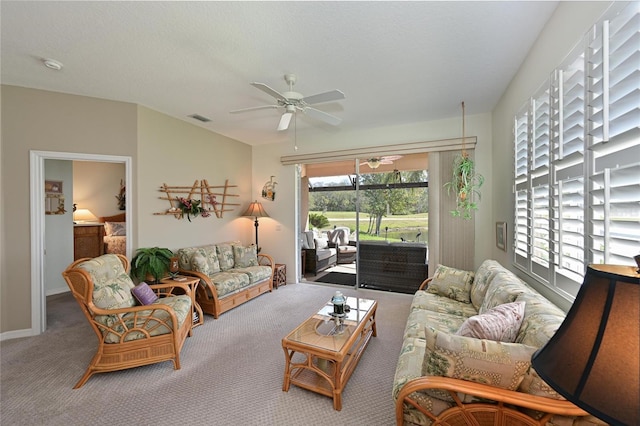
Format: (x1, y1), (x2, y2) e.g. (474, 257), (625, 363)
(304, 107), (342, 126)
(302, 89), (345, 105)
(251, 82), (288, 101)
(277, 112), (293, 131)
(230, 105), (278, 114)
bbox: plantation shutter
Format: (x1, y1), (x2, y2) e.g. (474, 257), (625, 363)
(513, 106), (530, 269)
(588, 2), (640, 265)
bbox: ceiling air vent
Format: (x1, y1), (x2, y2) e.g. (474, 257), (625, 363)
(188, 114), (211, 123)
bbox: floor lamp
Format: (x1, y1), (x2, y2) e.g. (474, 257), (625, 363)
(242, 200), (269, 252)
(531, 261), (640, 426)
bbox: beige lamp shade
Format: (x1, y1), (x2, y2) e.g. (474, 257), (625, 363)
(73, 208), (98, 223)
(241, 200), (269, 249)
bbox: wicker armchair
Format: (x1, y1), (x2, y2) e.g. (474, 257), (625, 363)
(62, 254), (192, 388)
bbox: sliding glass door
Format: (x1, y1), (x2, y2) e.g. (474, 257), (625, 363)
(300, 153), (429, 294)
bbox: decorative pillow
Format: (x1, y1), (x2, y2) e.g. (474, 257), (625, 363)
(131, 282), (158, 305)
(190, 246), (221, 276)
(233, 245), (258, 268)
(456, 301), (525, 342)
(422, 327), (536, 402)
(104, 221), (126, 236)
(216, 243), (236, 271)
(314, 237), (329, 250)
(426, 264), (474, 303)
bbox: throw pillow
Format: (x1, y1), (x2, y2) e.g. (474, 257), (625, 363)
(131, 282), (158, 305)
(190, 246), (221, 276)
(426, 264), (474, 303)
(104, 221), (126, 236)
(216, 244), (236, 271)
(233, 245), (258, 268)
(422, 327), (536, 402)
(314, 237), (329, 250)
(456, 301), (526, 342)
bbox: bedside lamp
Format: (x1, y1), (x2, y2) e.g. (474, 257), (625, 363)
(241, 200), (269, 251)
(531, 262), (640, 426)
(73, 208), (97, 224)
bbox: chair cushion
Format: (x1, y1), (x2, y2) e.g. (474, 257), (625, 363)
(456, 301), (525, 342)
(426, 264), (474, 304)
(470, 259), (504, 310)
(96, 294), (191, 343)
(77, 254), (136, 310)
(315, 237), (329, 250)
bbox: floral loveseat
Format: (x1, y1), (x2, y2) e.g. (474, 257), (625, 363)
(176, 242), (274, 319)
(393, 260), (603, 426)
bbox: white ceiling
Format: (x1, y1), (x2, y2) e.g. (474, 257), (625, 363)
(1, 1), (558, 146)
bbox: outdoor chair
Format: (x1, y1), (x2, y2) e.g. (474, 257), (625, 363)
(61, 254), (192, 388)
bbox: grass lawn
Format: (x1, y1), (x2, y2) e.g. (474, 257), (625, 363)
(310, 211), (428, 243)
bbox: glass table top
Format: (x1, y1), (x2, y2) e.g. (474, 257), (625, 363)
(284, 297), (376, 353)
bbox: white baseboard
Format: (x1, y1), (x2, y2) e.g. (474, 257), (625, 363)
(46, 287), (69, 296)
(0, 328), (36, 341)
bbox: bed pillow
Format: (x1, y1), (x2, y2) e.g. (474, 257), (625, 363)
(425, 264), (474, 303)
(456, 301), (525, 342)
(131, 282), (158, 306)
(104, 221), (126, 236)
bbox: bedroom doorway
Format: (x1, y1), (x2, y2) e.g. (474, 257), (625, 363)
(30, 150), (132, 335)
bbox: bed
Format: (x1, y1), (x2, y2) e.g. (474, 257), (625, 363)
(99, 212), (126, 255)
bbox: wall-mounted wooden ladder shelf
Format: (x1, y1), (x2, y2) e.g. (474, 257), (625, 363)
(155, 179), (239, 219)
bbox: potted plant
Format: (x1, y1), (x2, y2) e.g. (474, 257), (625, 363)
(444, 152), (484, 220)
(131, 247), (174, 283)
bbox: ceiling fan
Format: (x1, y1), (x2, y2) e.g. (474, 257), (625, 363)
(361, 155), (403, 169)
(230, 74), (345, 131)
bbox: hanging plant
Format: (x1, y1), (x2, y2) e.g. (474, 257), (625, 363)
(443, 102), (484, 220)
(444, 152), (484, 219)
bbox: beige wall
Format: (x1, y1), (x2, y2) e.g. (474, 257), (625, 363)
(135, 106), (254, 251)
(1, 86), (137, 334)
(0, 87), (252, 336)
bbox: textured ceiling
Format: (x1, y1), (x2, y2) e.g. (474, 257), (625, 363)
(1, 1), (558, 146)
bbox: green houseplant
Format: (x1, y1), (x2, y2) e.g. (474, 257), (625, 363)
(444, 152), (484, 219)
(131, 247), (174, 283)
(443, 102), (484, 220)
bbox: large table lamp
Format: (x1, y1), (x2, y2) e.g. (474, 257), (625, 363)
(241, 200), (269, 251)
(531, 262), (640, 426)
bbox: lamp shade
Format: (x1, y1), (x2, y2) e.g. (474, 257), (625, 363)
(73, 208), (97, 223)
(531, 264), (640, 426)
(241, 200), (269, 218)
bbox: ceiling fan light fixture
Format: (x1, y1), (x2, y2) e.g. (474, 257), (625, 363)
(367, 159), (381, 169)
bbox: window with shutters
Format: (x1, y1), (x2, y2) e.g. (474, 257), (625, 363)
(513, 1), (639, 298)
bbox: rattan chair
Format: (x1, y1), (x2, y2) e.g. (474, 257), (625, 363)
(62, 254), (192, 388)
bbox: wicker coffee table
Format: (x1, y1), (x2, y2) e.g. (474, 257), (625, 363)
(281, 297), (377, 410)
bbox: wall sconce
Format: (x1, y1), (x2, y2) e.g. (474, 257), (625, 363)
(73, 208), (97, 224)
(531, 262), (640, 426)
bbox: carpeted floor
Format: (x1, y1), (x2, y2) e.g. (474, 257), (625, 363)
(314, 271), (357, 287)
(1, 282), (412, 425)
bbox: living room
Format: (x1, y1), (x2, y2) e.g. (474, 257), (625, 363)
(2, 2), (638, 425)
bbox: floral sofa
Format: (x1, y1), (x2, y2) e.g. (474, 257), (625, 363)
(176, 242), (274, 319)
(393, 260), (603, 426)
